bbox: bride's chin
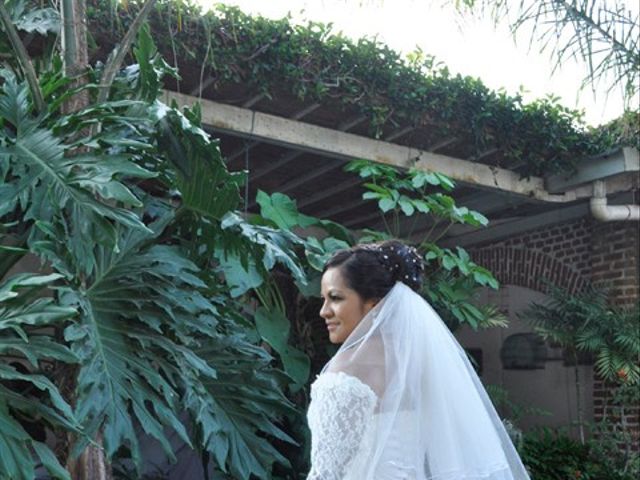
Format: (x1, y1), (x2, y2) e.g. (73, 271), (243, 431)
(328, 331), (341, 344)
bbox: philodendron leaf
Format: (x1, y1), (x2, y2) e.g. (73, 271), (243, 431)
(214, 248), (264, 297)
(153, 104), (243, 219)
(0, 273), (78, 480)
(305, 236), (351, 272)
(15, 8), (60, 35)
(256, 190), (317, 231)
(254, 307), (310, 392)
(221, 212), (307, 286)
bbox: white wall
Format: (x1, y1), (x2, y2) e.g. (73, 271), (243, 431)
(455, 285), (594, 439)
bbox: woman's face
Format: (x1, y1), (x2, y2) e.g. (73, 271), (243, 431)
(320, 267), (376, 344)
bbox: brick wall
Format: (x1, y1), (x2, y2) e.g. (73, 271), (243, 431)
(590, 221), (639, 451)
(469, 217), (593, 299)
(590, 221), (640, 305)
(471, 216), (639, 300)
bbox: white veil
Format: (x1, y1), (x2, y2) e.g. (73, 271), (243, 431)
(322, 282), (530, 480)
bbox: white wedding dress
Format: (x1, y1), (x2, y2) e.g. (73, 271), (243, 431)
(307, 372), (423, 480)
(305, 283), (530, 480)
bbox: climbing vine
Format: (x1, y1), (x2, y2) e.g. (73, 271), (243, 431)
(78, 0), (640, 178)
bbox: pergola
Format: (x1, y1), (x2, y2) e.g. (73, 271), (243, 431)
(80, 2), (640, 247)
(161, 87), (639, 247)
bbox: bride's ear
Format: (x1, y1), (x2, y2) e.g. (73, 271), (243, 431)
(363, 298), (378, 314)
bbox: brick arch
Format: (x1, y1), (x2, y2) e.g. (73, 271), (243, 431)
(471, 246), (590, 294)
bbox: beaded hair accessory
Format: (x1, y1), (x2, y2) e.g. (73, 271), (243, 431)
(361, 243), (424, 288)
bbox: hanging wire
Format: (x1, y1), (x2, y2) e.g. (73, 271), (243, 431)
(244, 142), (250, 216)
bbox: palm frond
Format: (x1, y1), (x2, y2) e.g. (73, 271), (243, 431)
(461, 0), (639, 102)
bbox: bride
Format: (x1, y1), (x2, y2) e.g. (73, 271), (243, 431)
(306, 240), (530, 479)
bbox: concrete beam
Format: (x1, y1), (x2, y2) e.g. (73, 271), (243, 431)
(225, 103), (321, 163)
(545, 147), (640, 193)
(248, 110), (361, 190)
(164, 91), (540, 193)
(163, 91), (637, 203)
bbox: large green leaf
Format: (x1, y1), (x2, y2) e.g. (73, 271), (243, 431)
(214, 248), (264, 297)
(305, 236), (351, 273)
(153, 103), (244, 219)
(254, 307), (310, 392)
(0, 1), (59, 36)
(221, 212), (307, 286)
(186, 308), (297, 480)
(0, 273), (79, 480)
(0, 71), (154, 276)
(63, 223), (204, 467)
(132, 24), (178, 102)
(48, 212), (293, 477)
(14, 7), (59, 36)
(256, 190), (317, 231)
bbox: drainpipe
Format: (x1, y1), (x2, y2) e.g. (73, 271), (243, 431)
(590, 180), (640, 221)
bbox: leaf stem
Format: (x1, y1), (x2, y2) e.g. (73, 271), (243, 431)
(97, 0), (159, 103)
(0, 2), (45, 113)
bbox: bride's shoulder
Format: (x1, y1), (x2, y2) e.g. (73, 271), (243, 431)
(311, 371), (377, 400)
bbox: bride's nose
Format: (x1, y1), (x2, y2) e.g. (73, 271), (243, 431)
(319, 301), (332, 319)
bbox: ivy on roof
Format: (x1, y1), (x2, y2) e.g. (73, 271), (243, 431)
(86, 0), (638, 177)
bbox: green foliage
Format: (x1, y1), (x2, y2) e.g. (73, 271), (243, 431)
(256, 191), (317, 231)
(423, 272), (507, 331)
(155, 104), (245, 219)
(0, 1), (59, 37)
(226, 190), (356, 393)
(346, 159), (487, 241)
(521, 284), (640, 385)
(1, 12), (301, 479)
(0, 273), (79, 480)
(587, 383), (640, 477)
(492, 375), (639, 480)
(520, 427), (639, 480)
(347, 158), (503, 330)
(220, 212), (307, 288)
(520, 428), (591, 480)
(254, 304), (310, 393)
(83, 0), (637, 179)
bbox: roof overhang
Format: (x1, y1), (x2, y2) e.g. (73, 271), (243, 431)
(162, 91), (639, 247)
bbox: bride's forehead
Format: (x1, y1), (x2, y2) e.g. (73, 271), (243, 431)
(321, 267), (349, 291)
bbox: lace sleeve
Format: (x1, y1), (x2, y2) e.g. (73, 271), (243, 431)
(306, 372), (377, 480)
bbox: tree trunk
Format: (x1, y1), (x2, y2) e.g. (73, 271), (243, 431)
(66, 433), (112, 480)
(59, 1), (111, 479)
(61, 0), (89, 115)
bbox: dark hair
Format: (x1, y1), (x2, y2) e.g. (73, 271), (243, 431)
(323, 240), (424, 300)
